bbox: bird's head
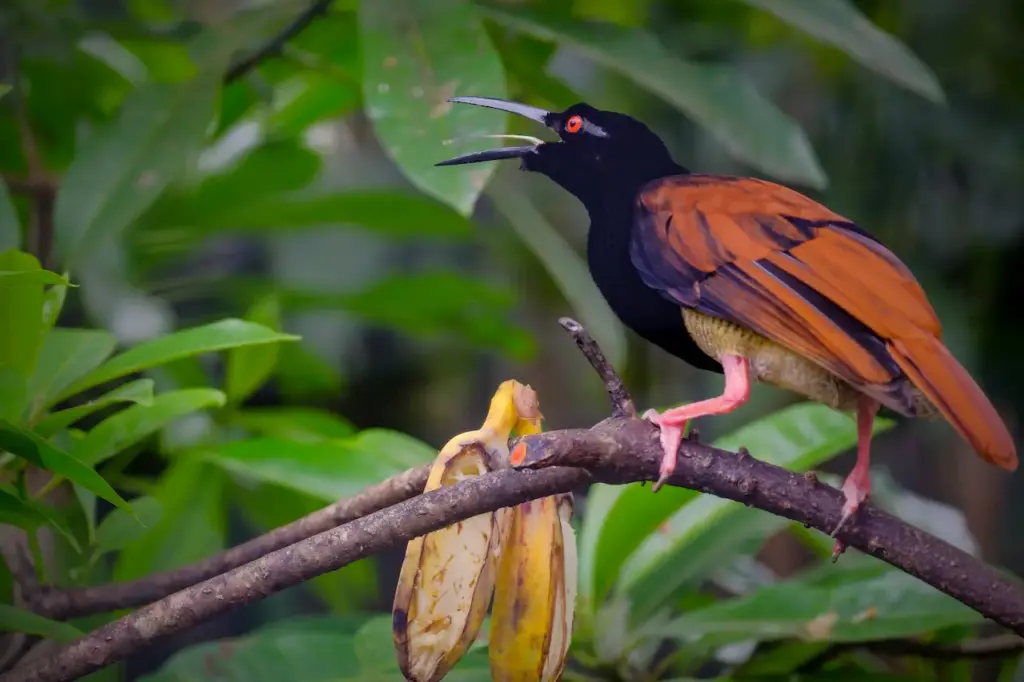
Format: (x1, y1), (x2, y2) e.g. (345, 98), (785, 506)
(437, 97), (683, 209)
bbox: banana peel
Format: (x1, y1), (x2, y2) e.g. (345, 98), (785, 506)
(392, 380), (576, 682)
(489, 414), (578, 682)
(393, 380), (534, 682)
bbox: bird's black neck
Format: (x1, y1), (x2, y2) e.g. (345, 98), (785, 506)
(582, 164), (724, 374)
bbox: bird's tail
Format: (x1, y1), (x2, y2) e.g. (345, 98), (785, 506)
(888, 335), (1017, 471)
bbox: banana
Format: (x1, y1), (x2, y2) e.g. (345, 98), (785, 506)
(489, 411), (578, 682)
(393, 380), (536, 682)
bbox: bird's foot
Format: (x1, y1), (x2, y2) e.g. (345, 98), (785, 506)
(642, 409), (684, 492)
(830, 467), (871, 559)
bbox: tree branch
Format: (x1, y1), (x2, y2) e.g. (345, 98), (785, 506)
(31, 464), (430, 620)
(223, 0), (337, 84)
(6, 319), (1024, 682)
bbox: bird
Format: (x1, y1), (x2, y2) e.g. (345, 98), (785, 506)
(435, 96), (1018, 541)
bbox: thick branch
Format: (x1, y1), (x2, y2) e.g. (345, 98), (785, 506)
(2, 467), (588, 682)
(7, 319), (1024, 682)
(224, 0), (336, 84)
(33, 465), (429, 620)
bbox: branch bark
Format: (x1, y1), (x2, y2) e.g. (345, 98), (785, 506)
(6, 319), (1024, 682)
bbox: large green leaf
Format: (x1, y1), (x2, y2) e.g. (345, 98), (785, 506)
(0, 251), (48, 393)
(95, 496), (163, 556)
(740, 0), (944, 103)
(226, 295), (281, 404)
(138, 139), (322, 233)
(73, 388), (226, 467)
(156, 190), (476, 240)
(29, 328), (118, 411)
(114, 457), (225, 582)
(617, 405), (894, 617)
(360, 0), (508, 214)
(138, 615), (491, 682)
(0, 418), (129, 510)
(57, 319), (298, 402)
(0, 179), (20, 251)
(35, 378), (155, 437)
(53, 66), (222, 270)
(229, 407), (357, 442)
(488, 179), (627, 369)
(0, 604), (83, 641)
(289, 272), (535, 360)
(579, 403), (891, 611)
(654, 565), (980, 646)
(480, 4), (826, 187)
(207, 428), (436, 502)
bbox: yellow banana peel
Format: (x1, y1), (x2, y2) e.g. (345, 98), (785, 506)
(489, 415), (578, 682)
(393, 380), (531, 682)
(392, 380), (576, 682)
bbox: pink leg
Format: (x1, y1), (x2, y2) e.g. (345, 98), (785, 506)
(643, 355), (751, 491)
(831, 396), (879, 556)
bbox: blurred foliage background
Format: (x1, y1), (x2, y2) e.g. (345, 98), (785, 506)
(0, 0), (1023, 680)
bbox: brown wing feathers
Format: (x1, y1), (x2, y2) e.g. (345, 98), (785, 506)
(631, 175), (1017, 471)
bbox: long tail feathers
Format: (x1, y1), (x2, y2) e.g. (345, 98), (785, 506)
(888, 336), (1017, 471)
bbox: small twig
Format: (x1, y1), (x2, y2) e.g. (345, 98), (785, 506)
(223, 0), (336, 84)
(34, 465), (430, 620)
(559, 317), (636, 419)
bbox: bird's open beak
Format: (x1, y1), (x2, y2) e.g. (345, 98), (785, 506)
(435, 97), (553, 167)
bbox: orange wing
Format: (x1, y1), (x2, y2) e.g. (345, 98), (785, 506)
(630, 174), (1016, 471)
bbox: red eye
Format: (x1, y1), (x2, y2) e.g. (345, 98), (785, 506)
(565, 115), (583, 133)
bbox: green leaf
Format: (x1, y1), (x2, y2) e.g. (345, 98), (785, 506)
(29, 328), (118, 411)
(619, 405), (894, 617)
(41, 278), (70, 333)
(53, 67), (221, 270)
(139, 615), (491, 681)
(73, 388), (226, 467)
(740, 0), (945, 104)
(95, 496), (163, 555)
(0, 179), (20, 251)
(582, 403), (891, 613)
(226, 294), (282, 404)
(35, 378), (155, 437)
(301, 272), (534, 360)
(157, 190), (475, 240)
(655, 567), (980, 646)
(0, 603), (83, 641)
(139, 139), (322, 233)
(480, 4), (827, 188)
(274, 342), (344, 401)
(0, 418), (130, 510)
(0, 250), (48, 391)
(0, 367), (27, 422)
(114, 457), (224, 582)
(0, 484), (80, 551)
(207, 429), (435, 502)
(360, 0), (508, 215)
(0, 84), (9, 100)
(229, 407), (357, 442)
(488, 178), (627, 369)
(58, 319), (299, 402)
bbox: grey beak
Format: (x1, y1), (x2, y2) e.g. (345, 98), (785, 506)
(435, 97), (553, 167)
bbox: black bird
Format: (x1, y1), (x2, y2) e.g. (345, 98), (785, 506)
(436, 96), (1016, 544)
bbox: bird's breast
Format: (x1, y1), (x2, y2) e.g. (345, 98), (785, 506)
(682, 309), (862, 411)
